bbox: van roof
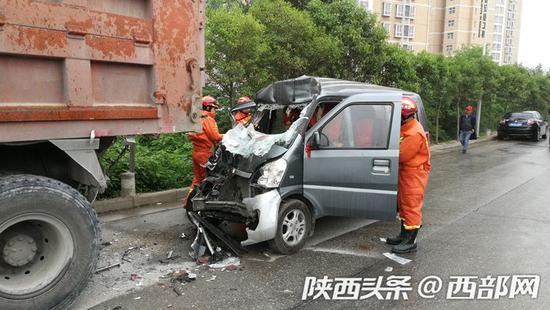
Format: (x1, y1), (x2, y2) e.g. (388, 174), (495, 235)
(255, 76), (413, 105)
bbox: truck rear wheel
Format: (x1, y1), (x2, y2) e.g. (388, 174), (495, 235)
(0, 175), (100, 310)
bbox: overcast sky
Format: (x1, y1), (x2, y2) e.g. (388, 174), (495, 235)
(518, 0), (548, 69)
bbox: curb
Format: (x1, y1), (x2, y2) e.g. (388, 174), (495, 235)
(93, 188), (188, 214)
(430, 134), (496, 155)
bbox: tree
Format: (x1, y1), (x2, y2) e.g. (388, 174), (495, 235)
(414, 52), (452, 143)
(377, 44), (419, 91)
(205, 8), (270, 105)
(249, 0), (341, 80)
(305, 0), (387, 82)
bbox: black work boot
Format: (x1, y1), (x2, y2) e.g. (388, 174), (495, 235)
(391, 228), (419, 254)
(386, 221), (406, 245)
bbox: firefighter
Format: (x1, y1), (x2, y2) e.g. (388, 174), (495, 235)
(188, 96), (224, 189)
(233, 96), (254, 126)
(386, 97), (431, 254)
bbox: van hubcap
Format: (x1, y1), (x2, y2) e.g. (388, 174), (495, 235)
(282, 210), (306, 246)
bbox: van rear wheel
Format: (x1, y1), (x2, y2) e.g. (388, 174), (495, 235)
(0, 175), (100, 310)
(269, 199), (311, 255)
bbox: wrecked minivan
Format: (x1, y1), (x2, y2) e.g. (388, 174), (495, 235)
(189, 76), (429, 254)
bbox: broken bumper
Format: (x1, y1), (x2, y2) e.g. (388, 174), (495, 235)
(191, 190), (282, 246)
(241, 190), (281, 246)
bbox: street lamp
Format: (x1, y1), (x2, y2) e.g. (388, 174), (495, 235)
(476, 0), (489, 138)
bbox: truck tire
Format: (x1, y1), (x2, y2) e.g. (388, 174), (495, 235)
(0, 175), (101, 310)
(269, 199), (311, 255)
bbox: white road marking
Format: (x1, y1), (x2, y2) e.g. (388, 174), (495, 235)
(383, 252), (411, 265)
(305, 247), (380, 258)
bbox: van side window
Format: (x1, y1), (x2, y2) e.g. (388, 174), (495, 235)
(319, 104), (393, 149)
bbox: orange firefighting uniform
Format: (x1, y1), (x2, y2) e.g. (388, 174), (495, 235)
(398, 118), (431, 229)
(234, 111), (252, 126)
(188, 110), (223, 188)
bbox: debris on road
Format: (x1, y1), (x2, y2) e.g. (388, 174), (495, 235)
(170, 270), (197, 283)
(209, 256), (241, 270)
(102, 241), (113, 247)
(95, 263), (121, 274)
(226, 264), (239, 271)
(173, 283), (185, 296)
(385, 266), (393, 272)
(167, 250), (174, 259)
(180, 233), (187, 240)
(379, 237), (387, 243)
(197, 255), (210, 265)
(206, 275), (217, 282)
(121, 246), (141, 263)
(383, 252), (411, 265)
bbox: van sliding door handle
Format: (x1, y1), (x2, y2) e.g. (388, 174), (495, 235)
(372, 159), (390, 175)
(373, 159), (390, 167)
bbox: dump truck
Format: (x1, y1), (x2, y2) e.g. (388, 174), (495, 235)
(0, 1), (204, 308)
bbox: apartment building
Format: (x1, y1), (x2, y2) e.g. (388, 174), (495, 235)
(357, 0), (522, 64)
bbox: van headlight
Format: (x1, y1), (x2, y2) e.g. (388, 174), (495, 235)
(257, 158), (287, 188)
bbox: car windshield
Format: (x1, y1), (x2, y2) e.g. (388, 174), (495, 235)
(504, 112), (534, 119)
(221, 102), (314, 158)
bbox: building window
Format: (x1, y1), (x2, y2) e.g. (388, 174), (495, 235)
(383, 2), (392, 16)
(449, 7), (456, 14)
(382, 22), (391, 34)
(448, 20), (455, 27)
(492, 43), (502, 51)
(402, 44), (413, 51)
(396, 4), (416, 19)
(447, 32), (454, 40)
(394, 25), (415, 38)
(394, 24), (402, 37)
(495, 16), (504, 24)
(493, 34), (502, 42)
(496, 6), (505, 15)
(446, 45), (453, 54)
(494, 24), (503, 33)
(492, 53), (500, 62)
(357, 0), (373, 11)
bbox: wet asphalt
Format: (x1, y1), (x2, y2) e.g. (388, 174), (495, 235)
(81, 138), (550, 310)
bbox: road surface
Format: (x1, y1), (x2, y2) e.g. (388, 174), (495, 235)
(72, 138), (550, 310)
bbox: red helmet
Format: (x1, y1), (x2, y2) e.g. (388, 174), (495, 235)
(401, 96), (418, 118)
(237, 96), (252, 105)
(202, 96), (219, 109)
(465, 105), (473, 112)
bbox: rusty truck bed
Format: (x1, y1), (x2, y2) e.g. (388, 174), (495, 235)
(0, 0), (204, 142)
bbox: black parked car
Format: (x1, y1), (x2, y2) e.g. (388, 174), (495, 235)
(497, 111), (548, 141)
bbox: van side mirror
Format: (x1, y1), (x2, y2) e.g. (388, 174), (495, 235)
(313, 131), (329, 148)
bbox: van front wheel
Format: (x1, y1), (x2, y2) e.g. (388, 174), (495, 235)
(269, 199), (311, 255)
